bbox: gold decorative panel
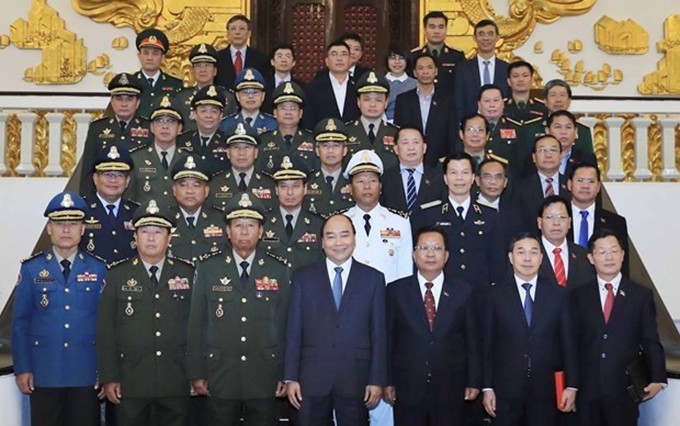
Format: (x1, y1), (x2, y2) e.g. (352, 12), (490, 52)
(547, 48), (622, 91)
(639, 15), (680, 94)
(595, 16), (648, 55)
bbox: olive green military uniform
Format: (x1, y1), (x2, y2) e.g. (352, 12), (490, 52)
(187, 250), (290, 424)
(126, 145), (188, 207)
(176, 130), (230, 176)
(521, 116), (594, 164)
(409, 44), (465, 93)
(208, 171), (276, 212)
(304, 171), (354, 218)
(486, 116), (524, 178)
(262, 209), (323, 271)
(97, 255), (195, 425)
(345, 119), (399, 170)
(133, 70), (184, 120)
(256, 129), (319, 177)
(175, 86), (237, 133)
(169, 206), (229, 264)
(503, 97), (547, 125)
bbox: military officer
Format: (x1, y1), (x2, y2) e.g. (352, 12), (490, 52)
(188, 192), (290, 426)
(219, 68), (277, 135)
(412, 152), (505, 288)
(177, 84), (231, 176)
(97, 199), (194, 426)
(13, 192), (106, 426)
(79, 72), (152, 196)
(503, 61), (547, 125)
(208, 123), (276, 212)
(133, 29), (184, 119)
(81, 145), (138, 265)
(263, 156), (323, 271)
(126, 96), (189, 207)
(345, 71), (399, 170)
(409, 11), (465, 93)
(305, 118), (354, 218)
(168, 155), (228, 263)
(256, 81), (318, 176)
(174, 43), (237, 133)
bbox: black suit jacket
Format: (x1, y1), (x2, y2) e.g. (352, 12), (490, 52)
(387, 275), (481, 406)
(215, 45), (272, 91)
(514, 172), (571, 232)
(453, 57), (510, 121)
(393, 89), (457, 167)
(483, 277), (578, 401)
(539, 241), (595, 289)
(520, 146), (598, 178)
(301, 75), (360, 130)
(571, 278), (666, 401)
(380, 164), (445, 214)
(312, 65), (370, 84)
(284, 258), (387, 397)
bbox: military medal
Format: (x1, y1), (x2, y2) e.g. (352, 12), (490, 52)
(87, 238), (95, 252)
(388, 249), (395, 256)
(143, 180), (151, 192)
(216, 298), (224, 318)
(40, 291), (49, 308)
(125, 302), (134, 316)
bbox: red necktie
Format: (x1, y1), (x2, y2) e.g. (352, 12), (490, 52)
(424, 282), (436, 331)
(603, 283), (615, 323)
(234, 50), (243, 76)
(553, 248), (567, 287)
(544, 177), (554, 197)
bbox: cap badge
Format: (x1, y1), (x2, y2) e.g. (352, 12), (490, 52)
(238, 193), (253, 208)
(361, 151), (372, 162)
(60, 193), (75, 208)
(207, 85), (217, 97)
(367, 72), (378, 83)
(119, 73), (129, 85)
(325, 119), (337, 131)
(148, 35), (157, 44)
(245, 69), (255, 80)
(160, 96), (172, 108)
(234, 122), (246, 135)
(198, 44), (208, 54)
(107, 146), (120, 159)
(185, 156), (196, 169)
(281, 156), (293, 169)
(283, 83), (294, 94)
(146, 200), (160, 214)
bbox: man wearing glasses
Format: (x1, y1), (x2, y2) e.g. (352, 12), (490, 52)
(385, 226), (480, 425)
(220, 68), (277, 135)
(302, 41), (360, 130)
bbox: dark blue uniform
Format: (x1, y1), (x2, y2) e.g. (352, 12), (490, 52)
(219, 111), (278, 135)
(81, 196), (138, 265)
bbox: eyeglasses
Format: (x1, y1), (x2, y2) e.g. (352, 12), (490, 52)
(542, 214), (569, 222)
(592, 248), (622, 257)
(277, 104), (300, 112)
(99, 171), (127, 180)
(414, 245), (445, 252)
(465, 127), (486, 134)
(153, 117), (179, 124)
(328, 51), (349, 58)
(318, 142), (343, 150)
(239, 89), (262, 95)
(536, 147), (560, 155)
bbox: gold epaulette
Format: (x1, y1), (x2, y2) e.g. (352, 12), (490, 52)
(387, 207), (409, 218)
(533, 97), (545, 104)
(487, 152), (509, 165)
(327, 207), (350, 217)
(128, 144), (146, 154)
(198, 250), (222, 262)
(21, 251), (43, 264)
(524, 116), (544, 126)
(266, 252), (288, 265)
(419, 199), (442, 210)
(169, 255), (195, 267)
(505, 116), (522, 127)
(107, 257), (131, 269)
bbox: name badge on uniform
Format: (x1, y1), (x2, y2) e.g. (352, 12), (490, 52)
(212, 285), (232, 292)
(435, 221), (452, 227)
(122, 278), (142, 292)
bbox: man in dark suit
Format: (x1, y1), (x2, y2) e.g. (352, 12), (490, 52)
(215, 14), (272, 92)
(536, 195), (595, 288)
(302, 41), (361, 130)
(567, 162), (630, 276)
(454, 20), (510, 121)
(313, 33), (370, 84)
(385, 226), (480, 425)
(394, 53), (457, 167)
(572, 228), (667, 426)
(381, 127), (445, 217)
(514, 135), (571, 233)
(482, 233), (578, 426)
(284, 214), (386, 426)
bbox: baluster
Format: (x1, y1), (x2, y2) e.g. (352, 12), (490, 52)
(16, 112), (38, 176)
(44, 113), (64, 176)
(604, 117), (625, 180)
(73, 112), (92, 166)
(631, 117), (652, 180)
(0, 111), (8, 174)
(659, 117), (680, 180)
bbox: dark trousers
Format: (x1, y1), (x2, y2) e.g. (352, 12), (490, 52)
(494, 398), (558, 426)
(30, 386), (99, 426)
(394, 385), (465, 426)
(207, 397), (279, 426)
(295, 394), (367, 426)
(116, 396), (189, 426)
(577, 399), (639, 426)
(189, 395), (209, 426)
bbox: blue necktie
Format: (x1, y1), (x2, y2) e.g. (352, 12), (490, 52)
(332, 267), (343, 310)
(578, 211), (589, 247)
(405, 168), (417, 213)
(483, 61), (491, 85)
(522, 283), (533, 326)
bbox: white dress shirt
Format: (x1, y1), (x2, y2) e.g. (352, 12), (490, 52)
(538, 171), (560, 196)
(477, 56), (497, 85)
(476, 194), (499, 210)
(514, 274), (538, 305)
(597, 273), (622, 310)
(448, 196), (471, 220)
(400, 163), (424, 197)
(542, 236), (570, 278)
(230, 46), (246, 65)
(329, 73), (349, 116)
(326, 257), (353, 293)
(233, 250), (256, 276)
(96, 194), (121, 216)
(141, 70), (160, 86)
(571, 202), (595, 244)
(417, 271), (444, 309)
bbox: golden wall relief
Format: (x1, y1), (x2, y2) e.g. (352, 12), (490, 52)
(639, 15), (680, 95)
(595, 16), (648, 55)
(546, 47), (623, 91)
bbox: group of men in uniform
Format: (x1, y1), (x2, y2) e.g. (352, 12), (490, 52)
(9, 10), (669, 426)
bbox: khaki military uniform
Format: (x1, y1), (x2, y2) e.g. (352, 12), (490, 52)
(133, 70), (184, 119)
(345, 120), (399, 170)
(126, 145), (188, 207)
(262, 209), (323, 271)
(522, 116), (594, 162)
(174, 85), (237, 133)
(208, 171), (276, 212)
(304, 171), (354, 218)
(168, 206), (229, 264)
(176, 130), (230, 176)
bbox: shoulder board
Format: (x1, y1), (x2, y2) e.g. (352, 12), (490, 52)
(92, 116), (110, 125)
(447, 45), (464, 53)
(86, 252), (107, 264)
(128, 144), (146, 153)
(384, 121), (399, 129)
(328, 207), (351, 216)
(107, 257), (132, 269)
(21, 251), (44, 264)
(124, 199), (140, 207)
(299, 128), (313, 135)
(503, 97), (512, 104)
(224, 112), (238, 119)
(524, 116), (544, 125)
(505, 116), (522, 127)
(266, 252), (288, 265)
(410, 46), (424, 53)
(386, 207), (409, 218)
(169, 255), (195, 267)
(262, 112), (276, 119)
(198, 250), (222, 262)
(487, 153), (509, 164)
(419, 199), (442, 210)
(533, 97), (545, 104)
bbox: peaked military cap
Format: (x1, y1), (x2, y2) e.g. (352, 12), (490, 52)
(136, 29), (169, 53)
(356, 70), (390, 95)
(272, 81), (305, 106)
(225, 192), (265, 221)
(132, 199), (175, 229)
(272, 155), (308, 181)
(44, 192), (88, 222)
(94, 145), (134, 173)
(171, 155), (210, 182)
(313, 118), (348, 143)
(226, 123), (259, 146)
(150, 95), (183, 124)
(235, 68), (265, 91)
(108, 72), (142, 97)
(191, 85), (225, 110)
(189, 43), (218, 64)
(344, 149), (384, 179)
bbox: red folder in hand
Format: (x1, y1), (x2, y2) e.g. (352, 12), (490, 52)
(555, 371), (565, 409)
